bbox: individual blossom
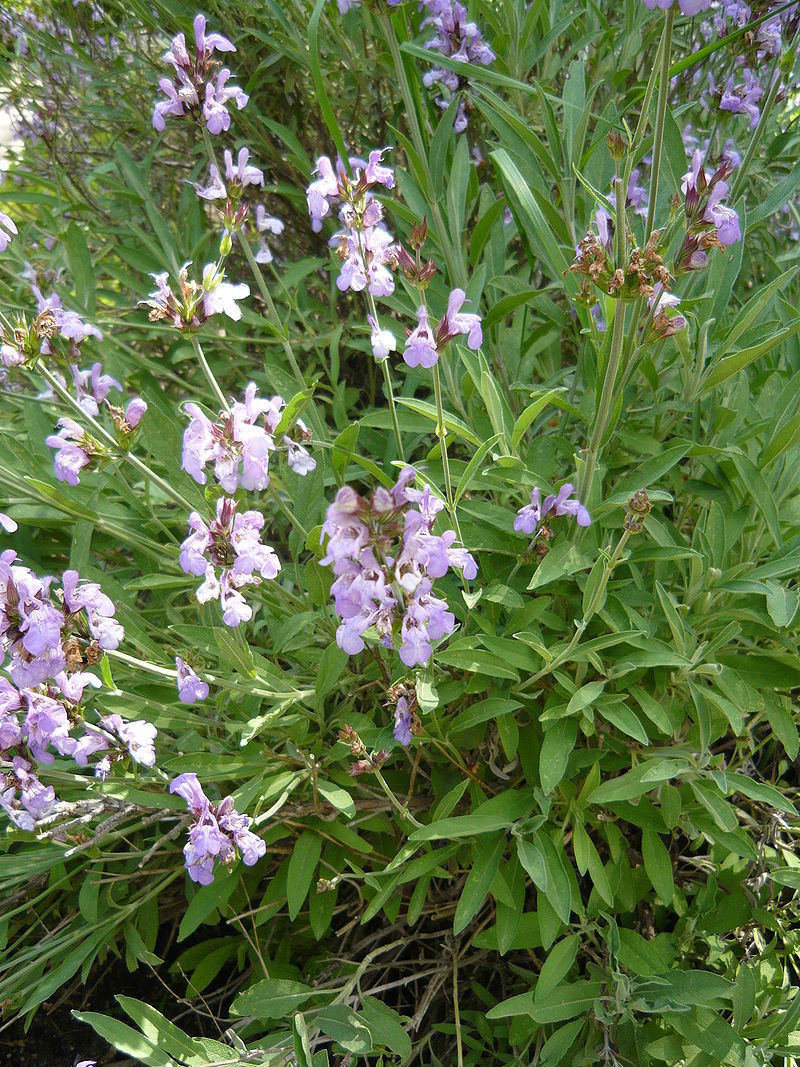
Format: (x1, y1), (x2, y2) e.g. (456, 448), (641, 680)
(330, 223), (396, 297)
(71, 361), (121, 416)
(368, 314), (396, 362)
(514, 483), (591, 536)
(284, 420), (316, 475)
(201, 263), (250, 321)
(100, 714), (157, 767)
(31, 286), (102, 356)
(0, 211), (18, 253)
(62, 569), (124, 650)
(0, 513), (17, 534)
(720, 68), (763, 128)
(321, 468), (476, 666)
(402, 290), (482, 369)
(196, 146), (263, 201)
(403, 305), (439, 369)
(45, 419), (96, 486)
(252, 204), (284, 264)
(681, 150), (741, 251)
(170, 772), (266, 884)
(646, 284), (687, 339)
(179, 496), (281, 627)
(176, 655), (209, 703)
(0, 756), (56, 830)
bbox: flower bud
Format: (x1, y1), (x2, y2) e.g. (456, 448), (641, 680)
(409, 217), (428, 251)
(606, 131), (626, 160)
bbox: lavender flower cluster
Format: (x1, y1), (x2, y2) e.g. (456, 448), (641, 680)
(321, 468), (477, 666)
(0, 557), (155, 830)
(170, 772), (265, 884)
(179, 383), (314, 625)
(421, 1), (496, 134)
(152, 14), (247, 135)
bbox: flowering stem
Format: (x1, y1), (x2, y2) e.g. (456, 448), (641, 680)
(729, 53), (783, 202)
(373, 768), (423, 828)
(199, 126), (328, 441)
(644, 6), (674, 242)
(189, 333), (230, 415)
(37, 363), (194, 512)
(515, 527), (633, 694)
(376, 8), (466, 288)
(579, 176), (628, 505)
(432, 361), (461, 540)
(270, 481), (310, 542)
(238, 230), (327, 438)
(381, 358), (405, 462)
(363, 286), (403, 461)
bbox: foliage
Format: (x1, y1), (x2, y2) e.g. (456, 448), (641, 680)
(1, 0), (800, 1064)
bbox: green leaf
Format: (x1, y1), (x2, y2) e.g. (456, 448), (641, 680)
(454, 433), (502, 504)
(703, 320), (800, 391)
(454, 834), (505, 934)
(360, 997), (412, 1059)
(764, 581), (799, 628)
(231, 979), (315, 1020)
(539, 718), (577, 795)
(535, 935), (579, 1001)
(178, 864), (242, 942)
(511, 388), (567, 451)
(396, 397), (481, 446)
(65, 221), (95, 314)
(72, 1011), (175, 1067)
(315, 1005), (373, 1054)
(641, 830), (674, 904)
(287, 830), (323, 920)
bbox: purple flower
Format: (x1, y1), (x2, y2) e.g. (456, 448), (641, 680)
(201, 263), (249, 320)
(179, 497), (281, 626)
(0, 211), (18, 253)
(45, 418), (91, 486)
(176, 656), (209, 703)
(192, 13), (236, 58)
(71, 362), (121, 416)
(0, 513), (17, 534)
(306, 156), (341, 232)
(368, 315), (397, 362)
(393, 696), (413, 746)
(436, 288), (482, 349)
(153, 15), (244, 134)
(403, 305), (439, 369)
(0, 757), (56, 830)
(720, 69), (763, 128)
(322, 468), (475, 665)
(421, 1), (495, 133)
(640, 0), (711, 11)
(23, 690), (70, 763)
(101, 714), (157, 767)
(514, 483), (591, 535)
(182, 383), (286, 492)
(125, 397), (148, 429)
(169, 773), (265, 884)
(62, 569), (124, 650)
(203, 69), (249, 134)
(364, 148), (395, 189)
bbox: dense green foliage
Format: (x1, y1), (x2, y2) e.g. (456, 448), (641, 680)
(2, 0), (800, 1064)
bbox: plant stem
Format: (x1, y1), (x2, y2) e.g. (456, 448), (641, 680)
(363, 284), (404, 460)
(729, 53), (783, 202)
(238, 230), (328, 441)
(38, 363), (194, 512)
(516, 527), (632, 694)
(432, 361), (461, 540)
(381, 358), (405, 461)
(189, 333), (230, 415)
(373, 769), (423, 828)
(578, 176), (628, 505)
(644, 6), (675, 242)
(376, 8), (466, 287)
(199, 125), (328, 440)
